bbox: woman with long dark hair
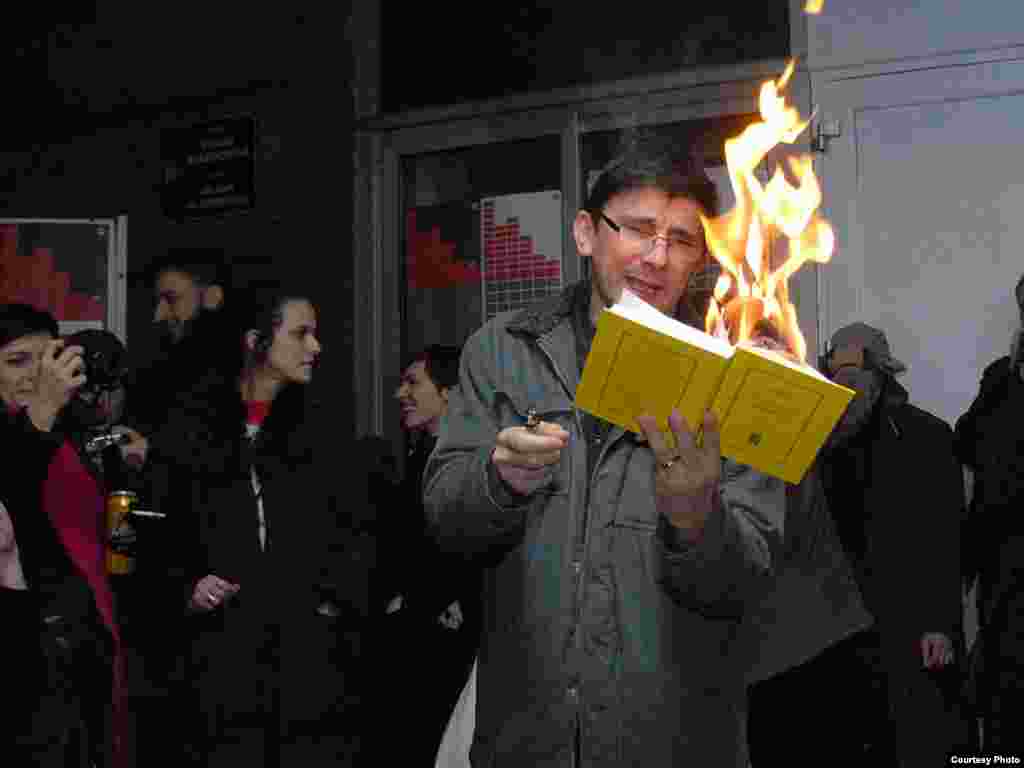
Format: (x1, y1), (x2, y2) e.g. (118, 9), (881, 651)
(0, 303), (122, 767)
(164, 283), (362, 766)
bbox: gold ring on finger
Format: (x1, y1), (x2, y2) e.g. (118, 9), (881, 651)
(659, 456), (680, 472)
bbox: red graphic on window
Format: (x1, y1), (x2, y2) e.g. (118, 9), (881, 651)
(482, 203), (560, 283)
(406, 210), (482, 289)
(0, 224), (104, 321)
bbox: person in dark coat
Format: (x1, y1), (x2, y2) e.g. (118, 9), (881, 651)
(381, 344), (482, 763)
(109, 251), (237, 753)
(776, 322), (967, 766)
(953, 272), (1024, 753)
(1, 303), (116, 767)
(164, 283), (364, 767)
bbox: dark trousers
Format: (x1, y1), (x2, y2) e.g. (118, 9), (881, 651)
(749, 628), (971, 768)
(980, 583), (1024, 753)
(749, 630), (890, 767)
(378, 606), (479, 764)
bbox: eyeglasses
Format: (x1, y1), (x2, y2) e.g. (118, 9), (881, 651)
(598, 212), (702, 256)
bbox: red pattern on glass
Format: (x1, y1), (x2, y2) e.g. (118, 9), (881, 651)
(482, 202), (560, 282)
(0, 224), (104, 321)
(406, 210), (483, 289)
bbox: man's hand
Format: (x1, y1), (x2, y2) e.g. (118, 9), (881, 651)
(24, 339), (86, 432)
(190, 574), (240, 612)
(112, 426), (149, 467)
(921, 632), (954, 670)
(492, 420), (569, 496)
(439, 600), (464, 630)
(636, 409), (722, 539)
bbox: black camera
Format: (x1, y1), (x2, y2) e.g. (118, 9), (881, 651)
(61, 329), (129, 432)
(65, 329), (128, 397)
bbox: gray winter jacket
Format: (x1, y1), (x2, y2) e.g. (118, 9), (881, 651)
(423, 285), (788, 767)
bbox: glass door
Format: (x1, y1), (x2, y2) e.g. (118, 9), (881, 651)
(0, 217), (127, 340)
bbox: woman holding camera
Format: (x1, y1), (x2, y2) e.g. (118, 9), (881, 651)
(0, 303), (123, 768)
(157, 283), (364, 767)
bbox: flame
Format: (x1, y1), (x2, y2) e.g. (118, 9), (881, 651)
(700, 58), (834, 363)
(713, 273), (732, 302)
(805, 0), (824, 13)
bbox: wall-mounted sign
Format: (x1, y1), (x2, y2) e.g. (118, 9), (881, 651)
(161, 117), (254, 219)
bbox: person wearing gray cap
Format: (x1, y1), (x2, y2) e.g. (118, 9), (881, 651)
(813, 322), (969, 765)
(953, 273), (1024, 754)
(745, 322), (969, 766)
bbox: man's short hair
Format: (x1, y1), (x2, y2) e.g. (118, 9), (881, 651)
(585, 132), (719, 220)
(153, 248), (231, 292)
(414, 344), (462, 392)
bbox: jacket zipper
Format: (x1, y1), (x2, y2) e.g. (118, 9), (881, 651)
(535, 333), (589, 765)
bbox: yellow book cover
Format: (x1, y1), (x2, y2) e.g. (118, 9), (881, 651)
(575, 288), (734, 438)
(709, 344), (853, 484)
(575, 290), (854, 484)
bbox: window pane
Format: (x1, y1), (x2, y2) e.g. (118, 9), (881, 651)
(0, 220), (111, 333)
(400, 136), (562, 367)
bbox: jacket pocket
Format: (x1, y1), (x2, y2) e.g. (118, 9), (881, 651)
(609, 443), (659, 532)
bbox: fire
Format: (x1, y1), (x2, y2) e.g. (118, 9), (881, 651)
(700, 58), (834, 363)
(805, 0), (824, 13)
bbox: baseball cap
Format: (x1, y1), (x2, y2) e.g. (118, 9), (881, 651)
(827, 321), (907, 375)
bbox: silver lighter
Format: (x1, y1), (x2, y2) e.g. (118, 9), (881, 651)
(525, 407), (541, 432)
(85, 431), (131, 454)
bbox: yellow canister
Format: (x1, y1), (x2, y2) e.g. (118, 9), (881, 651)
(106, 490), (137, 576)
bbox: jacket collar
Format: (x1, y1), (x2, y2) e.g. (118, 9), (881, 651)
(506, 282), (583, 339)
(874, 376), (909, 439)
(880, 376), (909, 410)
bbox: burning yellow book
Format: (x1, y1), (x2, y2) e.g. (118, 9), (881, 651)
(575, 289), (854, 484)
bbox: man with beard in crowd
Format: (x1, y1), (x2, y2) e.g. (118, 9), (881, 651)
(110, 250), (235, 763)
(118, 250), (232, 448)
(114, 249), (234, 513)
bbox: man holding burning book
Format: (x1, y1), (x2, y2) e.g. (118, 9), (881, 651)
(422, 131), (795, 766)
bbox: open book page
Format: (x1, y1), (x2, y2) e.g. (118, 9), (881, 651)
(608, 288), (735, 360)
(738, 342), (833, 383)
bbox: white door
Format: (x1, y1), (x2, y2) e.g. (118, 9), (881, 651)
(814, 55), (1024, 427)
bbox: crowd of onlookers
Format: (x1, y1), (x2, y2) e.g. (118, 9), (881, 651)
(2, 256), (372, 767)
(1, 250), (484, 767)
